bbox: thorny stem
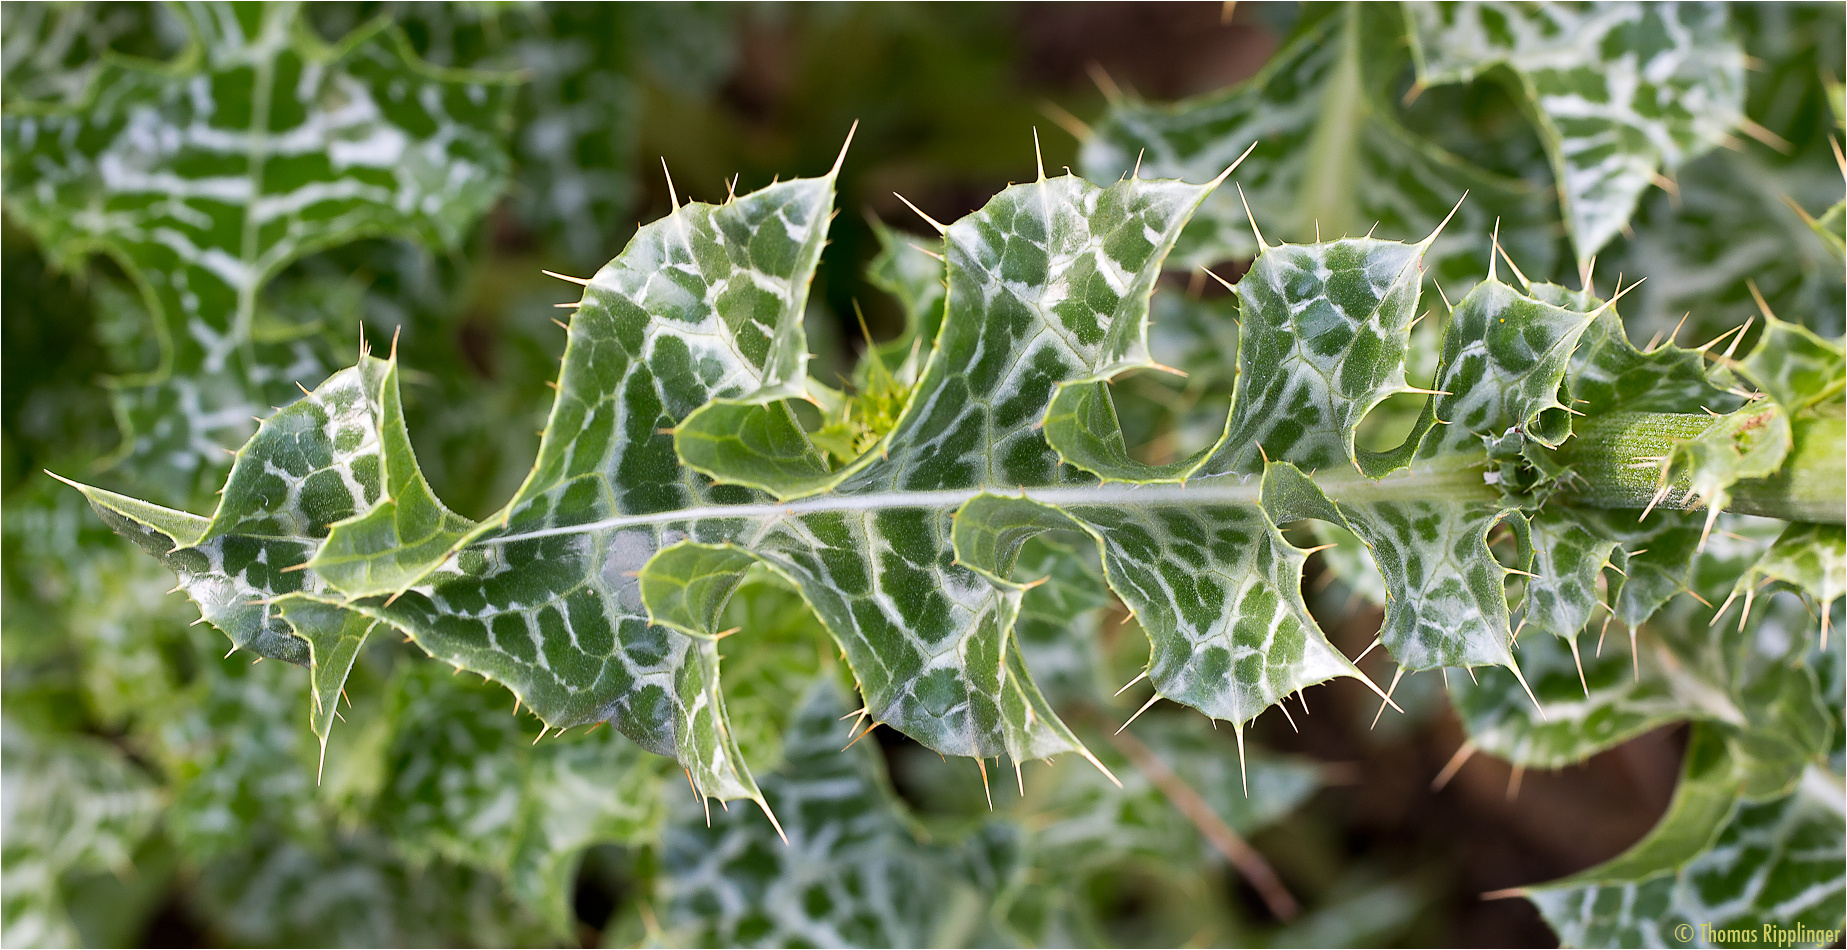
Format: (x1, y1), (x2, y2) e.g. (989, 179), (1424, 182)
(1557, 411), (1845, 525)
(1104, 727), (1301, 921)
(451, 411), (1842, 556)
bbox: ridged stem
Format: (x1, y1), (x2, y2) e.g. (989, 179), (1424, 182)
(1557, 411), (1845, 525)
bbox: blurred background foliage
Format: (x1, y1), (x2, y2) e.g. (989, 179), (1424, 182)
(1, 2), (1840, 947)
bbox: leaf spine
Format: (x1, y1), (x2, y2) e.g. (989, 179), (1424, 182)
(892, 192), (947, 235)
(829, 119), (859, 178)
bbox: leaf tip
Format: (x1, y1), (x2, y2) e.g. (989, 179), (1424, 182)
(42, 469), (85, 491)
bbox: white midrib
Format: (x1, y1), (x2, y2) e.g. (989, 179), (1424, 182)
(1297, 5), (1367, 239)
(232, 19), (279, 371)
(486, 464), (1492, 545)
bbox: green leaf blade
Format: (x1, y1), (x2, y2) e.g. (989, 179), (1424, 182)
(1083, 5), (1557, 284)
(1528, 728), (1845, 947)
(1408, 1), (1747, 263)
(1208, 238), (1428, 477)
(1, 4), (515, 500)
(656, 679), (962, 948)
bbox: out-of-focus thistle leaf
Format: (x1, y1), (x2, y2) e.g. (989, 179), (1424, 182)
(1, 2), (515, 504)
(709, 576), (830, 775)
(1453, 520), (1835, 796)
(865, 220), (948, 378)
(0, 723), (160, 948)
(1082, 3), (1559, 286)
(1729, 522), (1845, 634)
(1406, 1), (1747, 264)
(1607, 146), (1846, 343)
(372, 663), (666, 937)
(1601, 2), (1846, 341)
(306, 2), (741, 267)
(0, 2), (181, 109)
(189, 830), (556, 948)
(1525, 725), (1845, 947)
(655, 679), (977, 948)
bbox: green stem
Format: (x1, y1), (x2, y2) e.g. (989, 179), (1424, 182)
(1556, 411), (1845, 525)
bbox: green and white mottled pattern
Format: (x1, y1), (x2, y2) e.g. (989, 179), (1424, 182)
(0, 2), (178, 108)
(31, 10), (1846, 948)
(65, 359), (399, 666)
(1407, 1), (1746, 263)
(1608, 147), (1845, 343)
(1, 2), (513, 502)
(1521, 506), (1706, 642)
(1508, 286), (1734, 642)
(308, 2), (727, 267)
(496, 5), (645, 267)
(1731, 522), (1846, 621)
(344, 173), (861, 803)
(334, 172), (1249, 798)
(157, 652), (325, 862)
(0, 724), (160, 948)
(656, 680), (963, 948)
(1450, 625), (1684, 768)
(1081, 3), (1557, 284)
(72, 159), (1832, 857)
(62, 356), (453, 764)
(1414, 278), (1600, 457)
(1562, 306), (1742, 419)
(1215, 271), (1597, 672)
(1456, 518), (1836, 794)
(372, 664), (665, 936)
(952, 489), (1363, 726)
(1528, 728), (1845, 948)
(1519, 508), (1620, 641)
(1209, 239), (1426, 475)
(1026, 717), (1321, 874)
(77, 164), (1626, 801)
(190, 831), (553, 948)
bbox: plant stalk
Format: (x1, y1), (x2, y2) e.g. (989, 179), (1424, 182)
(1104, 726), (1300, 921)
(1556, 411), (1845, 525)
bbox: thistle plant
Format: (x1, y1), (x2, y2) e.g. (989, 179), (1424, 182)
(5, 2), (1843, 947)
